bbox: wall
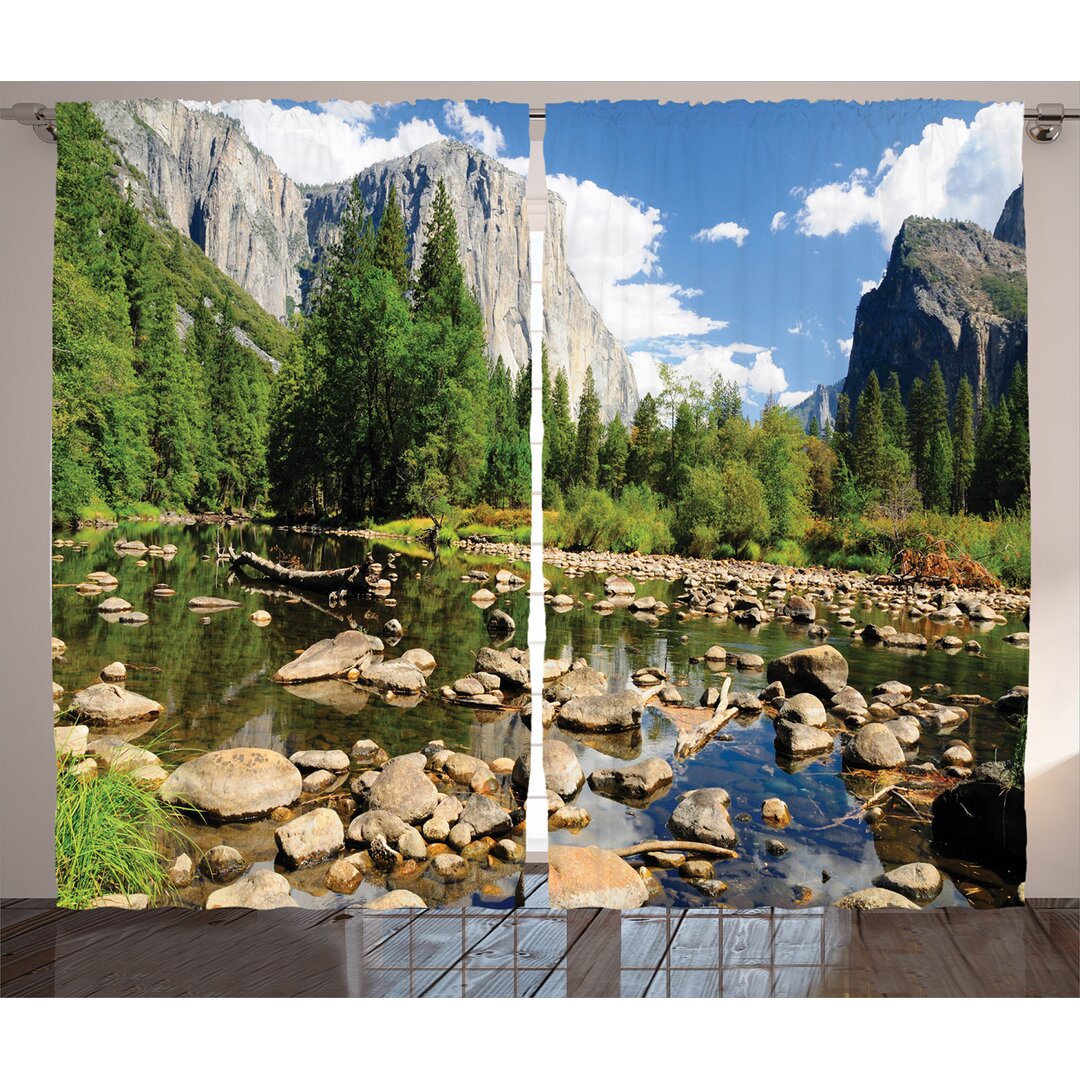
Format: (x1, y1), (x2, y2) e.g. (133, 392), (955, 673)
(2, 81), (1076, 899)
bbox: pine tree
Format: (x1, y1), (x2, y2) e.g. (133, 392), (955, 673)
(572, 367), (602, 489)
(807, 414), (820, 438)
(373, 182), (411, 296)
(853, 372), (887, 493)
(908, 377), (929, 492)
(952, 376), (976, 512)
(626, 393), (661, 489)
(414, 179), (464, 321)
(545, 366), (576, 494)
(831, 391), (853, 470)
(921, 362), (953, 511)
(882, 371), (908, 450)
(598, 414), (629, 496)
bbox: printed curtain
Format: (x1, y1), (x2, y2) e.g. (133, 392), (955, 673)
(542, 101), (1030, 911)
(51, 98), (534, 911)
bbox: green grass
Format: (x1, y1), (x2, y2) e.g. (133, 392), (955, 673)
(55, 761), (189, 910)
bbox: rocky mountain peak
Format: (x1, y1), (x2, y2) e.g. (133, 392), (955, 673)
(993, 180), (1026, 249)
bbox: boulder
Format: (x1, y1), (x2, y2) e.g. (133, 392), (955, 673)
(357, 659), (426, 695)
(604, 576), (636, 597)
(549, 845), (648, 909)
(834, 887), (921, 910)
(366, 757), (439, 824)
(69, 683), (163, 727)
(487, 609), (516, 638)
(275, 808), (345, 868)
(159, 748), (302, 822)
(433, 853), (469, 880)
(778, 692), (827, 727)
(511, 740), (585, 798)
(588, 758), (673, 803)
(271, 630), (377, 684)
(667, 788), (737, 847)
(549, 665), (608, 703)
(54, 724), (89, 757)
(201, 845), (247, 882)
(399, 648), (436, 675)
(350, 739), (389, 768)
(325, 859), (364, 894)
(557, 690), (644, 733)
(883, 633), (928, 650)
(205, 870), (298, 910)
(767, 645), (848, 697)
(347, 809), (410, 845)
(843, 723), (905, 769)
(995, 685), (1029, 716)
(874, 862), (943, 901)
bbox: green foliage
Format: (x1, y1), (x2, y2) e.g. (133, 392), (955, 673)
(549, 484), (672, 554)
(980, 270), (1028, 323)
(573, 367), (603, 489)
(674, 462), (771, 557)
(55, 762), (189, 910)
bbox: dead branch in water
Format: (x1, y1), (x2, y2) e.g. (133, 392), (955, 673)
(226, 547), (366, 596)
(613, 841), (738, 859)
(673, 677), (734, 760)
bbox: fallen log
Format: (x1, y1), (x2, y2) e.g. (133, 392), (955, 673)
(673, 676), (734, 760)
(226, 548), (366, 596)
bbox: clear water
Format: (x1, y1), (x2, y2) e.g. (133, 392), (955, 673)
(543, 564), (1029, 909)
(52, 523), (531, 909)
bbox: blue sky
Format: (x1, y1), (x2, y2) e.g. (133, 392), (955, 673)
(545, 99), (1024, 413)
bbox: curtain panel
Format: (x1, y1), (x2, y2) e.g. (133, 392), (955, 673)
(50, 98), (533, 911)
(542, 100), (1029, 911)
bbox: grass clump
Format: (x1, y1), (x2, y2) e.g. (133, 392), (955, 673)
(55, 762), (188, 910)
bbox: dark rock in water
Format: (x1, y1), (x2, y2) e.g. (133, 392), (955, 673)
(667, 788), (737, 847)
(932, 763), (1026, 879)
(201, 845), (246, 882)
(767, 645), (848, 697)
(883, 632), (928, 650)
(487, 608), (515, 638)
(781, 595), (816, 622)
(995, 685), (1029, 716)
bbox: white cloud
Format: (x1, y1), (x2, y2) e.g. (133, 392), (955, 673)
(779, 390), (813, 408)
(630, 344), (791, 408)
(795, 102), (1023, 248)
(444, 101), (505, 157)
(548, 173), (722, 343)
(787, 321), (810, 336)
(188, 99), (448, 184)
(693, 221), (749, 246)
(859, 277), (882, 295)
(770, 210), (788, 233)
(498, 156), (530, 176)
(837, 337), (853, 357)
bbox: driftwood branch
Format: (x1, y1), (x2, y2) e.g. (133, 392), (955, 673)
(227, 547), (365, 596)
(674, 676), (734, 760)
(612, 841), (738, 859)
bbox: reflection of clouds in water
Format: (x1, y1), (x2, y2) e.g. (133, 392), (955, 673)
(217, 709), (286, 755)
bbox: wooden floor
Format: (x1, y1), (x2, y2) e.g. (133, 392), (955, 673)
(2, 880), (1076, 997)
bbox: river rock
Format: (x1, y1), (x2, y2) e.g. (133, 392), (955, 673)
(511, 740), (585, 797)
(397, 827), (428, 861)
(843, 723), (905, 769)
(302, 769), (337, 794)
(325, 859), (364, 894)
(459, 793), (512, 837)
(557, 690), (644, 733)
(942, 742), (973, 767)
(54, 725), (89, 757)
(433, 852), (469, 880)
(367, 757), (439, 823)
(366, 890), (427, 910)
(549, 665), (608, 703)
(347, 809), (410, 845)
(588, 757), (673, 803)
(874, 862), (943, 901)
(167, 853), (194, 888)
(774, 719), (834, 757)
(604, 576), (636, 597)
(188, 596), (241, 610)
(69, 683), (163, 727)
(667, 788), (737, 847)
(767, 645), (848, 697)
(834, 887), (921, 910)
(995, 685), (1029, 716)
(734, 653), (766, 670)
(275, 808), (344, 868)
(884, 633), (928, 650)
(871, 680), (912, 699)
(100, 661), (127, 682)
(549, 805), (590, 830)
(88, 893), (150, 910)
(358, 659), (426, 694)
(272, 629), (377, 684)
(88, 735), (166, 783)
(398, 649), (436, 675)
(782, 595), (816, 622)
(761, 797), (792, 826)
(884, 718), (921, 748)
(487, 608), (516, 638)
(97, 597), (132, 613)
(290, 749), (349, 773)
(205, 870), (298, 910)
(159, 747), (302, 821)
(549, 845), (648, 909)
(201, 845), (247, 882)
(475, 646), (530, 688)
(350, 739), (389, 768)
(249, 610), (272, 625)
(778, 692), (827, 727)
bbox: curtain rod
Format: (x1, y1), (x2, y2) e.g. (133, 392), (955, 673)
(5, 102), (1079, 144)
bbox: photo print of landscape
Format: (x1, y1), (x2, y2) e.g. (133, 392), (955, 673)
(50, 96), (1030, 915)
(51, 98), (537, 910)
(540, 101), (1030, 910)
